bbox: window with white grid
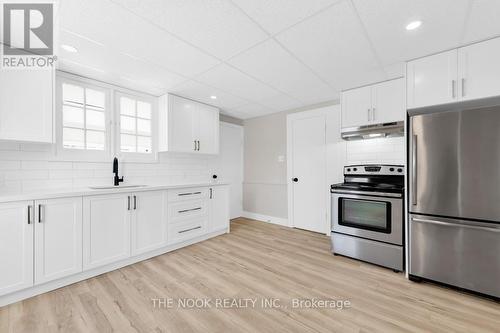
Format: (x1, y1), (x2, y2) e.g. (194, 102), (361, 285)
(62, 82), (107, 151)
(118, 95), (152, 154)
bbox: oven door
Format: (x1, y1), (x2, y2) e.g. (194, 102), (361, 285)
(332, 192), (403, 245)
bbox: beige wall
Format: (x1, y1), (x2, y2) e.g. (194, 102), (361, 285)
(243, 112), (288, 218)
(243, 101), (340, 219)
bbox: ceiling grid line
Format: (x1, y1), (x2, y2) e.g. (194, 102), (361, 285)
(348, 0), (389, 78)
(228, 0), (342, 92)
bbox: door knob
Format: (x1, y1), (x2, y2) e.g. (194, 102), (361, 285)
(292, 177), (298, 183)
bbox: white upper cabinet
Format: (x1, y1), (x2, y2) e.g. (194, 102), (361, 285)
(34, 197), (82, 284)
(407, 37), (500, 109)
(0, 69), (54, 143)
(372, 78), (405, 124)
(458, 38), (500, 101)
(341, 78), (404, 128)
(195, 103), (219, 154)
(159, 94), (219, 154)
(407, 50), (458, 109)
(0, 201), (33, 297)
(341, 85), (372, 128)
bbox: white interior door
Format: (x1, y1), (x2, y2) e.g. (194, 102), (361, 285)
(213, 122), (243, 219)
(288, 112), (327, 233)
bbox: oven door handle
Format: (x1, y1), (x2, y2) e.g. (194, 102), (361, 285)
(331, 189), (402, 198)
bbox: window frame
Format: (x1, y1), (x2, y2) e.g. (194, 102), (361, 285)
(55, 75), (112, 161)
(114, 91), (157, 162)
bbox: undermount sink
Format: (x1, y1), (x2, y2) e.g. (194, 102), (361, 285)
(89, 184), (148, 190)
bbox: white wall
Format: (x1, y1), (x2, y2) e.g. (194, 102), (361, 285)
(0, 122), (241, 195)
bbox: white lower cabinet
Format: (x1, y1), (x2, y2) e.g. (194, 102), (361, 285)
(34, 197), (83, 284)
(83, 194), (131, 270)
(0, 185), (229, 304)
(209, 186), (230, 232)
(131, 191), (167, 256)
(0, 201), (33, 296)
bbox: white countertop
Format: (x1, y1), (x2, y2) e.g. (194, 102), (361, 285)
(0, 182), (229, 203)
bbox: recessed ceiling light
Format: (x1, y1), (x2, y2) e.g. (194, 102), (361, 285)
(210, 95), (217, 99)
(61, 44), (78, 53)
(406, 20), (422, 31)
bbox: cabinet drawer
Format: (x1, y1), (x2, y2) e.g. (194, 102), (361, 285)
(167, 217), (207, 245)
(168, 187), (208, 202)
(168, 200), (208, 222)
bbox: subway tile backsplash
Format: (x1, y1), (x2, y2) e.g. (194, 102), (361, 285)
(345, 137), (405, 165)
(0, 144), (217, 194)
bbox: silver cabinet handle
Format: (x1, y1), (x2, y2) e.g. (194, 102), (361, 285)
(133, 195), (137, 210)
(452, 80), (456, 98)
(28, 205), (33, 224)
(127, 196), (131, 210)
(209, 188), (213, 199)
(194, 140), (197, 151)
(178, 226), (201, 234)
(178, 191), (202, 197)
(198, 140), (200, 151)
(462, 78), (466, 97)
(412, 134), (417, 206)
(411, 217), (500, 233)
(178, 207), (202, 213)
(372, 108), (375, 121)
(38, 204), (43, 223)
(367, 108), (371, 121)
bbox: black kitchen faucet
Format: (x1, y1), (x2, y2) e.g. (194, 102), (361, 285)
(113, 157), (124, 186)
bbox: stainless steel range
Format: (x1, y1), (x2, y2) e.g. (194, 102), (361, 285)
(331, 165), (404, 271)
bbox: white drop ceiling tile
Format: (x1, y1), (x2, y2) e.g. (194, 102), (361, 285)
(231, 0), (341, 35)
(229, 103), (274, 119)
(57, 31), (185, 95)
(169, 80), (248, 109)
(275, 1), (383, 90)
(112, 0), (268, 59)
(228, 39), (336, 104)
(383, 63), (405, 79)
(196, 64), (281, 102)
(59, 0), (219, 77)
(463, 0), (500, 44)
(258, 93), (303, 112)
(353, 0), (469, 65)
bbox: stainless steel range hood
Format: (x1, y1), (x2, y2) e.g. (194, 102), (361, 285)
(341, 121), (404, 140)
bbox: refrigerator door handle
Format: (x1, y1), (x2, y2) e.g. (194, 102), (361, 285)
(411, 217), (500, 233)
(412, 134), (417, 206)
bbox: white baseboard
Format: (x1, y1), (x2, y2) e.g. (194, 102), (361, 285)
(242, 211), (289, 227)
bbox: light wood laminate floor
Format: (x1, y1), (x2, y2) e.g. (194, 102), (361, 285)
(1, 218), (499, 332)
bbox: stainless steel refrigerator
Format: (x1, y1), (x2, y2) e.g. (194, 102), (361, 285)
(409, 105), (500, 298)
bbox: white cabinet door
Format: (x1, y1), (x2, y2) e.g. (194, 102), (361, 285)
(196, 104), (219, 154)
(372, 78), (405, 123)
(407, 50), (458, 109)
(168, 95), (196, 152)
(209, 186), (229, 232)
(0, 69), (53, 143)
(34, 197), (82, 284)
(83, 194), (131, 270)
(131, 191), (166, 256)
(459, 38), (500, 101)
(341, 85), (372, 127)
(0, 201), (33, 296)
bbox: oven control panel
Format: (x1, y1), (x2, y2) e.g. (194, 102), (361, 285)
(344, 165), (404, 176)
